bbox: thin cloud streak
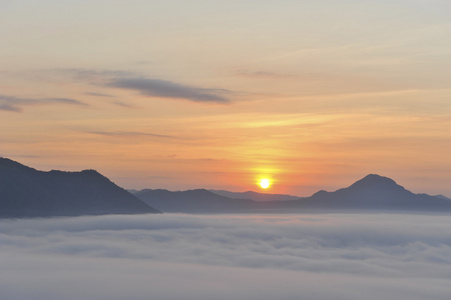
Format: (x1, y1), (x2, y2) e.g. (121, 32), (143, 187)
(235, 69), (295, 79)
(84, 92), (116, 98)
(87, 131), (175, 139)
(46, 98), (87, 105)
(0, 94), (87, 112)
(110, 101), (136, 108)
(57, 68), (134, 80)
(56, 69), (232, 104)
(0, 103), (22, 112)
(108, 77), (231, 103)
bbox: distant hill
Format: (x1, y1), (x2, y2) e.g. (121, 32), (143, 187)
(135, 174), (451, 214)
(134, 189), (257, 213)
(264, 174), (451, 212)
(0, 157), (160, 218)
(209, 190), (299, 202)
(436, 194), (451, 201)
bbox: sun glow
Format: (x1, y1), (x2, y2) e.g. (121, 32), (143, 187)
(259, 178), (271, 189)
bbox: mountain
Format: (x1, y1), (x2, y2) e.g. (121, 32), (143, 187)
(134, 188), (257, 213)
(209, 189), (299, 202)
(436, 194), (451, 201)
(135, 174), (451, 214)
(0, 157), (160, 218)
(5, 157), (448, 216)
(127, 189), (140, 194)
(268, 174), (451, 212)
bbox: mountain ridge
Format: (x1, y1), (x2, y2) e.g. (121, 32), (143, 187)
(208, 189), (299, 202)
(268, 174), (451, 212)
(0, 157), (160, 218)
(2, 157), (450, 215)
(134, 174), (451, 213)
(135, 188), (256, 213)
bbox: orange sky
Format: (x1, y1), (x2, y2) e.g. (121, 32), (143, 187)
(1, 1), (451, 196)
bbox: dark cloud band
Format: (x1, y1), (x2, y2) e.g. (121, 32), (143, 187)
(108, 78), (230, 103)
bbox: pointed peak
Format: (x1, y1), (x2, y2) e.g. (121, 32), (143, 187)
(350, 174), (401, 189)
(362, 173), (391, 180)
(312, 189), (329, 196)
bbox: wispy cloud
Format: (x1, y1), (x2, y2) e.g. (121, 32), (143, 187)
(84, 92), (136, 108)
(57, 68), (133, 80)
(108, 77), (231, 103)
(84, 92), (115, 98)
(235, 69), (295, 79)
(86, 131), (175, 139)
(0, 94), (87, 113)
(55, 68), (233, 104)
(47, 98), (86, 105)
(110, 101), (136, 108)
(0, 103), (22, 112)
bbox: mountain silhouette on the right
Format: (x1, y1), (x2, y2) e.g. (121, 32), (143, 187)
(271, 174), (451, 212)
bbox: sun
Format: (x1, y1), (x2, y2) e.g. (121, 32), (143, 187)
(259, 178), (271, 189)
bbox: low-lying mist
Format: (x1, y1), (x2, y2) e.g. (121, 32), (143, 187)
(1, 213), (451, 300)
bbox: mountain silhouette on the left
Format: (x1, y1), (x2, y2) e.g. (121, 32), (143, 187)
(0, 157), (160, 218)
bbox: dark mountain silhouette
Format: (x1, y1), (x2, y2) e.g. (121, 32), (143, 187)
(436, 194), (451, 201)
(2, 157), (449, 216)
(0, 157), (160, 218)
(265, 174), (451, 212)
(134, 188), (257, 213)
(209, 189), (299, 202)
(134, 174), (451, 214)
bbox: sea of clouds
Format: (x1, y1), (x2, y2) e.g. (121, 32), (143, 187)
(1, 213), (451, 300)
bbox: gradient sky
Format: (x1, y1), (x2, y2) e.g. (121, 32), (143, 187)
(1, 0), (450, 196)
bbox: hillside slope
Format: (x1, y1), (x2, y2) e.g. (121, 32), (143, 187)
(0, 157), (160, 218)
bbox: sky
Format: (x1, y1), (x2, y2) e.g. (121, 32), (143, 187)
(2, 213), (451, 300)
(1, 0), (451, 196)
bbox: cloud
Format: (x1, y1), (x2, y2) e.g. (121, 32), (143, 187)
(86, 131), (175, 139)
(109, 101), (136, 108)
(57, 68), (133, 80)
(83, 93), (138, 108)
(53, 69), (232, 104)
(0, 94), (87, 113)
(46, 98), (86, 105)
(0, 103), (22, 112)
(108, 77), (230, 103)
(235, 69), (295, 79)
(84, 92), (115, 98)
(1, 213), (451, 300)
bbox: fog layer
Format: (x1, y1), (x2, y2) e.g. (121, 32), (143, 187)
(1, 213), (451, 300)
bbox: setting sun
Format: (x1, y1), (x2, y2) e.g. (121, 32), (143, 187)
(259, 178), (271, 189)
